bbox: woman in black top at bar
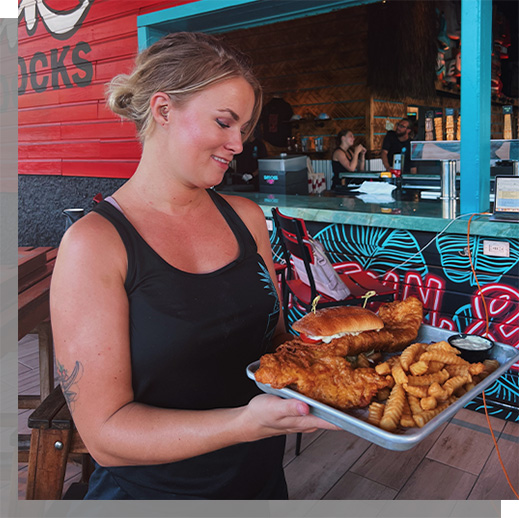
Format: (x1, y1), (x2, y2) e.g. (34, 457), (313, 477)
(50, 32), (338, 500)
(331, 129), (366, 189)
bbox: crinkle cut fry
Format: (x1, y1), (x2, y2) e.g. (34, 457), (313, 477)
(419, 351), (469, 365)
(414, 396), (457, 428)
(367, 401), (385, 426)
(380, 384), (405, 431)
(407, 368), (450, 386)
(403, 383), (429, 398)
(407, 393), (423, 415)
(409, 360), (429, 376)
(391, 360), (408, 385)
(400, 342), (426, 371)
(400, 393), (416, 427)
(426, 340), (461, 356)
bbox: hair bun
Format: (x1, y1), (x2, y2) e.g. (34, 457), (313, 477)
(118, 92), (133, 108)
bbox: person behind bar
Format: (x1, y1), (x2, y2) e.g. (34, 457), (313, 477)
(50, 32), (338, 501)
(381, 118), (417, 174)
(331, 129), (366, 189)
(233, 125), (267, 189)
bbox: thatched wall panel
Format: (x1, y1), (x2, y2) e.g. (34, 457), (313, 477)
(258, 66), (367, 93)
(373, 100), (406, 118)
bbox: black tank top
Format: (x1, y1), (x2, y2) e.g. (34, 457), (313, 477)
(84, 189), (286, 500)
(331, 148), (353, 188)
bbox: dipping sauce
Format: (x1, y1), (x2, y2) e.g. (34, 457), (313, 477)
(448, 334), (494, 362)
(449, 335), (493, 350)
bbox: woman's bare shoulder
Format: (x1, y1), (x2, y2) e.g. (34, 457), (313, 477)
(332, 148), (346, 159)
(220, 193), (264, 219)
(55, 211), (127, 277)
(219, 193), (266, 238)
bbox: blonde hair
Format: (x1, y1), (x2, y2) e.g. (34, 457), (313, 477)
(107, 32), (262, 142)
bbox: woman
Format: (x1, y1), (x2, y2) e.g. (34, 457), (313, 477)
(50, 32), (338, 500)
(331, 129), (366, 189)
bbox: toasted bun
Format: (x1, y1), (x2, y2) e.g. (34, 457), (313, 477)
(292, 306), (384, 337)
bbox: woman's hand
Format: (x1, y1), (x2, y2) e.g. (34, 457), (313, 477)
(240, 394), (341, 441)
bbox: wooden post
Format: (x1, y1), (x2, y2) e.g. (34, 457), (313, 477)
(366, 91), (374, 153)
(26, 428), (72, 500)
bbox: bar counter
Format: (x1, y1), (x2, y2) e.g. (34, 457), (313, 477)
(227, 190), (515, 238)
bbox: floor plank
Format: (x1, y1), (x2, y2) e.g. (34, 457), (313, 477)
(426, 408), (506, 475)
(396, 458), (477, 500)
(323, 471), (398, 500)
(468, 420), (519, 500)
(284, 430), (371, 500)
(283, 430), (324, 466)
(348, 422), (447, 490)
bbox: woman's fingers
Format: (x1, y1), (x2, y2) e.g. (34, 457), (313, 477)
(247, 394), (342, 435)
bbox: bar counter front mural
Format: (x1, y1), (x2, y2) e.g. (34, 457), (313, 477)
(270, 220), (519, 422)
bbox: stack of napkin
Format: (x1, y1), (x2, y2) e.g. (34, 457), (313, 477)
(357, 181), (396, 203)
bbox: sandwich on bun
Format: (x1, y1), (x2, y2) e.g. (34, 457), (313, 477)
(293, 305), (384, 344)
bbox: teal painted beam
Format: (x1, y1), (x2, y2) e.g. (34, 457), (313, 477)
(460, 0), (492, 215)
(137, 26), (167, 51)
(137, 0), (259, 28)
(137, 0), (380, 38)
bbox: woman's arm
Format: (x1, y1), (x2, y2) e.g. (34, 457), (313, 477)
(51, 211), (336, 468)
(333, 147), (360, 172)
(358, 147), (366, 172)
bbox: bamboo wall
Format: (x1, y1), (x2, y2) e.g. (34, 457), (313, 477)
(224, 6), (370, 158)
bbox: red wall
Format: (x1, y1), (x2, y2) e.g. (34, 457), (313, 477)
(18, 0), (194, 179)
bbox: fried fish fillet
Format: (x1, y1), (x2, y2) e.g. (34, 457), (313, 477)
(256, 343), (392, 410)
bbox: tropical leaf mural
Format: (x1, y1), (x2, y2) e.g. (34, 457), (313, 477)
(436, 234), (519, 286)
(314, 224), (428, 277)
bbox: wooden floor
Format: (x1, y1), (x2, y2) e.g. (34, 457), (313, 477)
(19, 334), (518, 500)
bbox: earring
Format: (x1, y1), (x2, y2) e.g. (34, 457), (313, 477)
(160, 106), (168, 122)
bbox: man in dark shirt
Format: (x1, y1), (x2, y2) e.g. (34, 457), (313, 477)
(234, 132), (267, 189)
(260, 96), (293, 147)
(381, 118), (417, 174)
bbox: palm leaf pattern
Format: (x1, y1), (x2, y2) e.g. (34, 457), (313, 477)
(465, 373), (519, 422)
(269, 224), (284, 264)
(484, 374), (519, 404)
(436, 234), (519, 286)
(258, 261), (280, 344)
(314, 224), (428, 277)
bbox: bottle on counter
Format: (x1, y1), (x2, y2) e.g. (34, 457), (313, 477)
(425, 111), (434, 141)
(445, 108), (455, 140)
(503, 106), (513, 139)
(434, 108), (444, 140)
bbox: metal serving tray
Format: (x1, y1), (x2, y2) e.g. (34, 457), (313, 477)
(246, 324), (519, 451)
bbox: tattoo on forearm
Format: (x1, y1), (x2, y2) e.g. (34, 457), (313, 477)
(56, 360), (84, 413)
